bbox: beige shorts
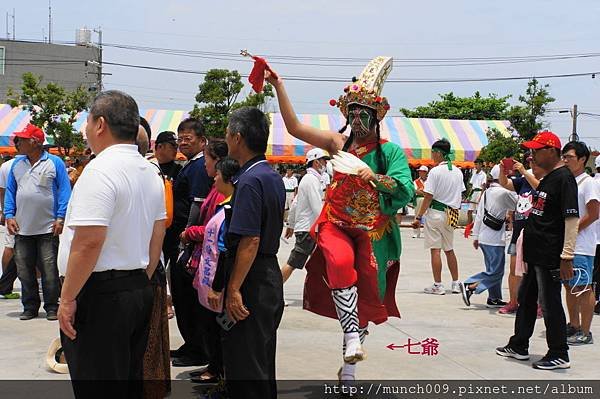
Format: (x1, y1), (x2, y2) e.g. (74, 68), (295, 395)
(468, 191), (482, 211)
(1, 226), (14, 249)
(424, 209), (455, 251)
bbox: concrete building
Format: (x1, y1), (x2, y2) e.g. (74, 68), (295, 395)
(0, 39), (100, 101)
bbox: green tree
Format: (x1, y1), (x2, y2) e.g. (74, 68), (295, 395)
(478, 128), (522, 163)
(400, 91), (512, 120)
(507, 78), (555, 141)
(190, 69), (274, 137)
(7, 72), (90, 155)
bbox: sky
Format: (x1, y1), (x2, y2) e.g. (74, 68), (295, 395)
(4, 0), (600, 147)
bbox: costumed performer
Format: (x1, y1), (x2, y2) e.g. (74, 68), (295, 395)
(266, 56), (414, 381)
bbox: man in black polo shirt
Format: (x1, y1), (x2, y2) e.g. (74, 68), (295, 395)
(168, 118), (212, 367)
(223, 107), (285, 399)
(496, 131), (578, 370)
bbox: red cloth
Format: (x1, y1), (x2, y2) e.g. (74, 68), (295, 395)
(185, 185), (225, 242)
(303, 221), (400, 327)
(464, 222), (474, 238)
(248, 56), (277, 93)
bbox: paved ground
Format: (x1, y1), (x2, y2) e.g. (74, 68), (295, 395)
(0, 224), (598, 382)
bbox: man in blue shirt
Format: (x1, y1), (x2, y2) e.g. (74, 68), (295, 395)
(168, 118), (212, 367)
(4, 124), (71, 321)
(223, 107), (285, 399)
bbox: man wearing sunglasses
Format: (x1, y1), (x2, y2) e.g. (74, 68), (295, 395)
(4, 125), (72, 321)
(496, 131), (578, 370)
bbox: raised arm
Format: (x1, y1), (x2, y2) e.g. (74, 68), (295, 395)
(266, 69), (344, 155)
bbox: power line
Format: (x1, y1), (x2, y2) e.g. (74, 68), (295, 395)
(100, 60), (600, 83)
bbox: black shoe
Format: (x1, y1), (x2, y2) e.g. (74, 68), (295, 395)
(172, 356), (208, 367)
(46, 310), (58, 321)
(593, 301), (599, 315)
(495, 345), (530, 360)
(459, 282), (473, 306)
(566, 322), (580, 338)
(19, 310), (38, 320)
(486, 299), (508, 308)
(532, 355), (570, 370)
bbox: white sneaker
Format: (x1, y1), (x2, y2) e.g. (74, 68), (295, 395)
(451, 281), (461, 294)
(424, 284), (445, 295)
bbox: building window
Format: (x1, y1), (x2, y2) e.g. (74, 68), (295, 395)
(0, 47), (4, 75)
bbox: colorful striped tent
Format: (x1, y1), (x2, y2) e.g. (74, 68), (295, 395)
(268, 114), (514, 166)
(0, 104), (188, 147)
(0, 104), (513, 166)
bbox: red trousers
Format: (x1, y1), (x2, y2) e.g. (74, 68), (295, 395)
(317, 222), (373, 290)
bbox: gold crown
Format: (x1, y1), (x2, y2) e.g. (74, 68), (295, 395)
(330, 56), (393, 121)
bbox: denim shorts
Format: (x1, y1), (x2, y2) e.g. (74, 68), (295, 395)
(565, 254), (594, 287)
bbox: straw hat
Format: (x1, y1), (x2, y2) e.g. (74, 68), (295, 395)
(46, 337), (69, 374)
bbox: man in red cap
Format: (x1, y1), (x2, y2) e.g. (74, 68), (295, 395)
(4, 124), (72, 321)
(496, 131), (578, 370)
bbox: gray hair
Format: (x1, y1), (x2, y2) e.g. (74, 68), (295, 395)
(228, 107), (269, 154)
(89, 90), (140, 142)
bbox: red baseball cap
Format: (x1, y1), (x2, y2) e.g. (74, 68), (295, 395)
(14, 124), (45, 143)
(521, 130), (561, 150)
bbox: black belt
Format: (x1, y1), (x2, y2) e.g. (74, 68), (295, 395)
(89, 269), (146, 282)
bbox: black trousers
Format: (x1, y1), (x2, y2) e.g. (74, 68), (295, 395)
(222, 255), (284, 399)
(0, 258), (17, 295)
(170, 260), (211, 360)
(508, 264), (568, 359)
(61, 270), (153, 399)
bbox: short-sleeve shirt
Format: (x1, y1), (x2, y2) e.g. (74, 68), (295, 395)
(282, 175), (298, 191)
(57, 144), (166, 274)
(0, 158), (16, 211)
(574, 173), (599, 256)
(227, 155), (285, 255)
(423, 162), (466, 209)
(523, 166), (579, 268)
(172, 153), (211, 228)
(469, 170), (487, 191)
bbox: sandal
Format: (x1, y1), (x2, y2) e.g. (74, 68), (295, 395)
(167, 295), (175, 319)
(190, 371), (220, 384)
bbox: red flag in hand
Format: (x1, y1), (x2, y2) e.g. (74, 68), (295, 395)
(248, 56), (277, 93)
(464, 222), (474, 238)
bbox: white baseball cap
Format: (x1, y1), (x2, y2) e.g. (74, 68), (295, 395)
(306, 148), (328, 164)
(490, 164), (500, 180)
(418, 165), (429, 172)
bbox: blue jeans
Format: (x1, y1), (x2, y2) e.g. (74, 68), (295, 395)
(14, 233), (60, 313)
(465, 244), (505, 300)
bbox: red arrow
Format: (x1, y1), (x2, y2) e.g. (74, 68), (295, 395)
(387, 343), (403, 350)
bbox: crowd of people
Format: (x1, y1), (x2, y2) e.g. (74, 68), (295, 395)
(0, 55), (598, 398)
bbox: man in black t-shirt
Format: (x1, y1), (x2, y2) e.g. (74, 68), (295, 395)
(496, 131), (578, 370)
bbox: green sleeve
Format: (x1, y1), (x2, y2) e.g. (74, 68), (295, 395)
(376, 143), (415, 216)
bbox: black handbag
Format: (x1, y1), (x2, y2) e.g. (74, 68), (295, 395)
(482, 191), (505, 231)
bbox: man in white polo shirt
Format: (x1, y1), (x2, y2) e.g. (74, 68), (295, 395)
(412, 139), (465, 295)
(57, 91), (166, 398)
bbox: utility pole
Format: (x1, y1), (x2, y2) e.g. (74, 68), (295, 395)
(5, 12), (9, 39)
(570, 104), (579, 142)
(48, 0), (52, 43)
(11, 8), (15, 40)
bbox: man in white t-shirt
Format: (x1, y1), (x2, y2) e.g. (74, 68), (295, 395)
(562, 142), (598, 345)
(57, 91), (166, 396)
(412, 139), (465, 295)
(467, 159), (486, 225)
(461, 165), (517, 308)
(281, 148), (326, 283)
(282, 168), (298, 210)
(0, 157), (19, 299)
